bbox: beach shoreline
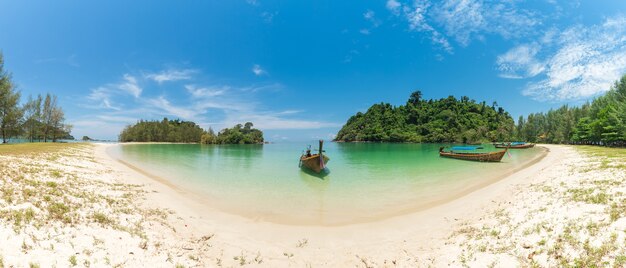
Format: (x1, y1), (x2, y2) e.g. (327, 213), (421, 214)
(94, 143), (560, 260)
(103, 143), (549, 227)
(1, 142), (624, 267)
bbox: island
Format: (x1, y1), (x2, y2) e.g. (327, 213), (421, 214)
(118, 118), (264, 144)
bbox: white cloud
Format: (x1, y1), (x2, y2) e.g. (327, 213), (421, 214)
(119, 74), (142, 98)
(145, 69), (196, 84)
(252, 64), (266, 76)
(402, 1), (454, 54)
(76, 69), (338, 140)
(501, 15), (626, 101)
(261, 11), (277, 23)
(185, 84), (228, 98)
(386, 0), (401, 13)
(86, 87), (120, 110)
(388, 0), (539, 52)
(222, 111), (341, 130)
(496, 43), (545, 79)
(147, 96), (198, 119)
(431, 0), (539, 46)
(359, 29), (371, 35)
(364, 10), (375, 21)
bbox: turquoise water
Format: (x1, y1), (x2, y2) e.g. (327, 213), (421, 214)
(109, 143), (544, 225)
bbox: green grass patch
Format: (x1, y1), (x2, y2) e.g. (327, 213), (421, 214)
(69, 255), (77, 266)
(576, 146), (626, 169)
(576, 146), (626, 159)
(568, 188), (610, 204)
(0, 142), (84, 156)
(48, 202), (70, 220)
(92, 212), (114, 226)
(50, 170), (62, 178)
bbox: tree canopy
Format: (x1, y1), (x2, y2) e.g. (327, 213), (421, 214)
(336, 75), (625, 146)
(0, 52), (71, 143)
(335, 92), (515, 143)
(200, 122), (264, 144)
(514, 75), (626, 146)
(119, 118), (264, 144)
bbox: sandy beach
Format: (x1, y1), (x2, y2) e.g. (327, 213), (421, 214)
(1, 143), (625, 267)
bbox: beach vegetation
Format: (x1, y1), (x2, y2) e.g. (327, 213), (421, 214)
(234, 252), (247, 265)
(254, 252), (263, 264)
(92, 212), (114, 226)
(69, 255), (77, 266)
(296, 238), (308, 248)
(47, 202), (70, 220)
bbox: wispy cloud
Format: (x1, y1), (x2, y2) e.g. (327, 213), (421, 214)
(387, 0), (539, 53)
(75, 68), (337, 139)
(147, 96), (198, 119)
(145, 69), (196, 84)
(119, 74), (142, 98)
(185, 84), (228, 98)
(363, 10), (380, 27)
(86, 87), (121, 110)
(386, 0), (401, 14)
(222, 111), (341, 130)
(261, 11), (278, 23)
(84, 74), (142, 110)
(496, 43), (545, 79)
(499, 15), (626, 101)
(252, 64), (267, 76)
(34, 54), (80, 67)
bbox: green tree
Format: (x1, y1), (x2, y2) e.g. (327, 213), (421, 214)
(0, 53), (22, 143)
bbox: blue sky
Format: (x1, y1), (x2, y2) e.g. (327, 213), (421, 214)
(1, 1), (626, 141)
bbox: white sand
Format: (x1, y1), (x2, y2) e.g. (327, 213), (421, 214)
(1, 143), (624, 267)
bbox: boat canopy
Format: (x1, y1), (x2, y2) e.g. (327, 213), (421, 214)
(451, 146), (479, 150)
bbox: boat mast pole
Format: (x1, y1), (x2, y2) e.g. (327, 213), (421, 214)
(319, 140), (324, 169)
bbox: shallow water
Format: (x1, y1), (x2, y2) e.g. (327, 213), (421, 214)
(109, 142), (545, 225)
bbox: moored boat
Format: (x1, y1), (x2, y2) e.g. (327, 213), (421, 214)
(439, 146), (507, 162)
(494, 142), (535, 149)
(300, 140), (330, 173)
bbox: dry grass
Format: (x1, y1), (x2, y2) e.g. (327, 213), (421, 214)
(0, 142), (87, 156)
(0, 142), (211, 266)
(443, 145), (626, 267)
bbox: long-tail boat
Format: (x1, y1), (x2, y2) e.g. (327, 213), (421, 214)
(300, 140), (330, 173)
(494, 142), (535, 149)
(439, 146), (507, 162)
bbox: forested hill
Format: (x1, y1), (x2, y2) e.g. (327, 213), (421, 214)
(335, 91), (515, 143)
(119, 118), (264, 144)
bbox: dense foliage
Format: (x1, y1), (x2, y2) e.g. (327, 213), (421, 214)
(335, 91), (515, 143)
(119, 119), (264, 144)
(515, 75), (626, 146)
(200, 122), (264, 144)
(0, 53), (71, 143)
(119, 118), (205, 143)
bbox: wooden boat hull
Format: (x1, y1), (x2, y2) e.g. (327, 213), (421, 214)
(300, 154), (330, 173)
(439, 150), (506, 162)
(495, 143), (535, 149)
